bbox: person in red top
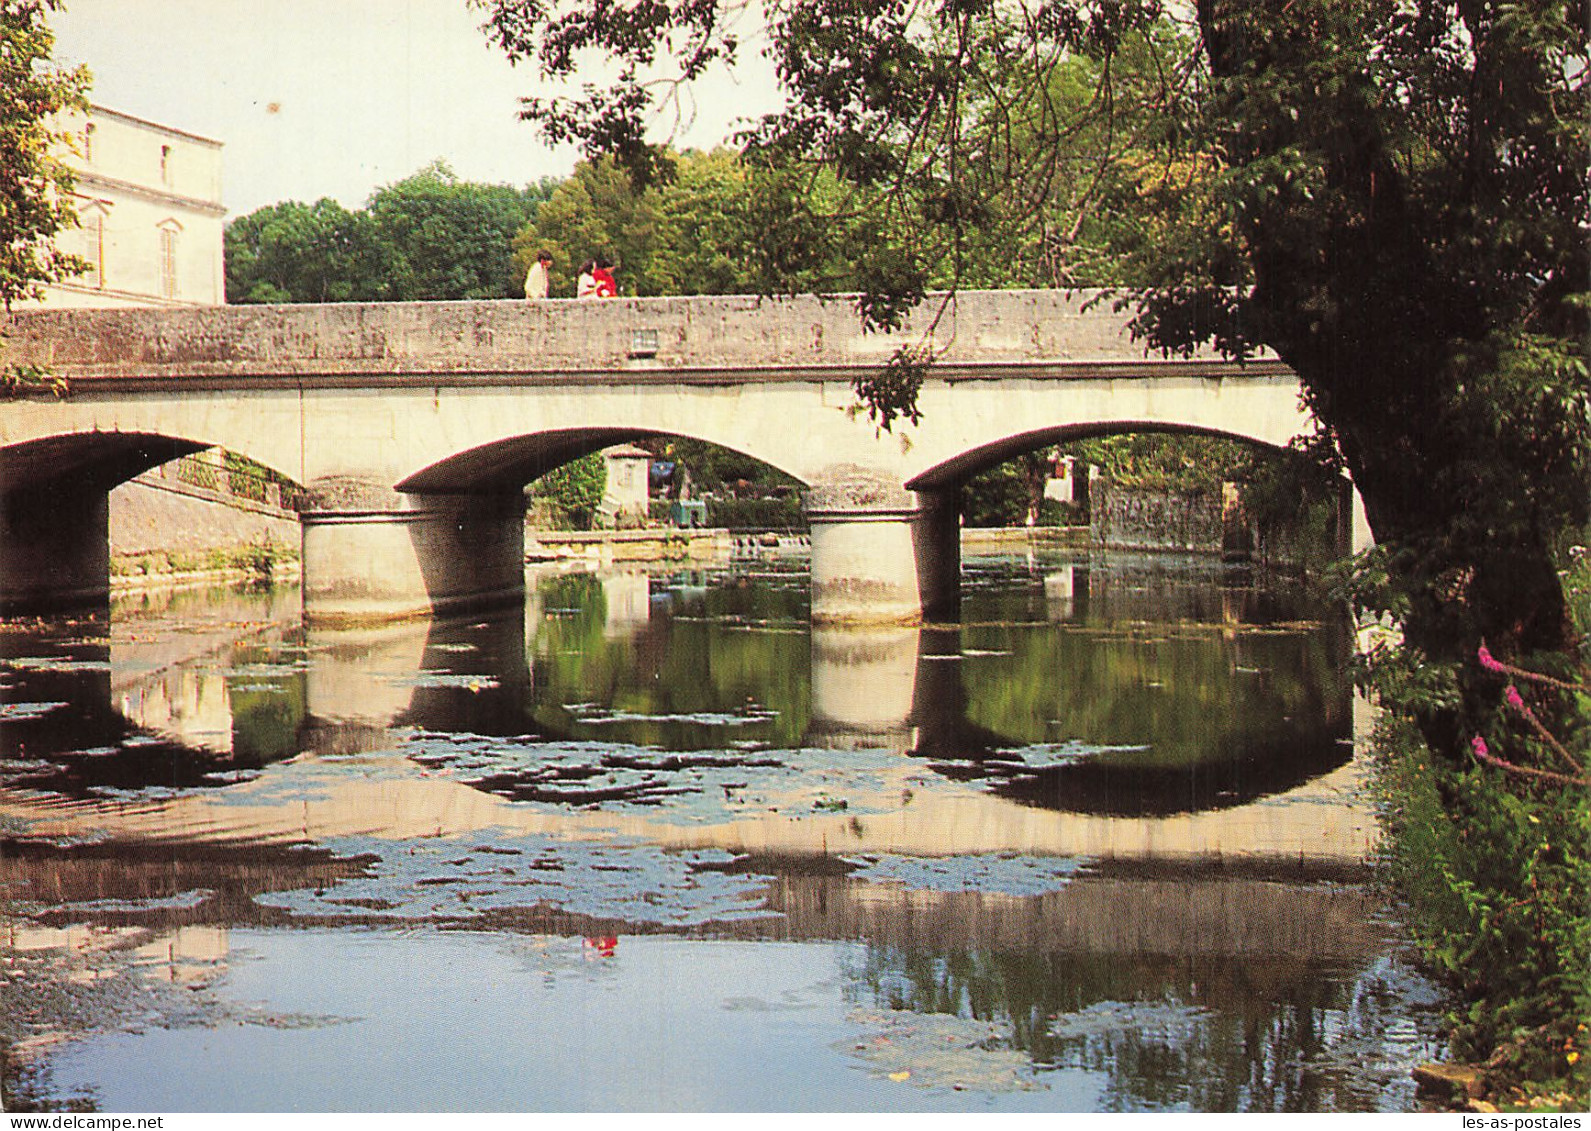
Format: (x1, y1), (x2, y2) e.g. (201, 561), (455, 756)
(591, 257), (618, 298)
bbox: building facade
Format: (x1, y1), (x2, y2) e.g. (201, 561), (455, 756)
(600, 445), (653, 526)
(39, 105), (225, 308)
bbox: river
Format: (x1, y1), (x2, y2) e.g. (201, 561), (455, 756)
(0, 549), (1444, 1112)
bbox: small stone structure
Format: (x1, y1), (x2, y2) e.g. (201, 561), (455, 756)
(598, 444), (652, 528)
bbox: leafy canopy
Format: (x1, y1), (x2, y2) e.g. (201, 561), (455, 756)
(225, 162), (553, 303)
(0, 0), (90, 311)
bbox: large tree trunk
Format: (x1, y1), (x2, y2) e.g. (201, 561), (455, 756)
(1194, 0), (1584, 764)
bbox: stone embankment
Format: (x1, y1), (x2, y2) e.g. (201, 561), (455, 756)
(526, 524), (1088, 567)
(110, 474), (300, 589)
(526, 527), (734, 565)
(109, 485), (1089, 589)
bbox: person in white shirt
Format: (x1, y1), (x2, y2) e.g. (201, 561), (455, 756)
(524, 250), (554, 299)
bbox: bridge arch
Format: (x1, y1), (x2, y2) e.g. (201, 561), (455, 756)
(0, 431), (209, 491)
(0, 431), (304, 610)
(393, 428), (808, 495)
(904, 421), (1308, 490)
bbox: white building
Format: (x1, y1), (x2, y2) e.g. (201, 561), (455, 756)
(37, 105), (225, 308)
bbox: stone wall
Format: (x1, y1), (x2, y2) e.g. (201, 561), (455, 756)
(110, 476), (298, 561)
(1090, 481), (1225, 554)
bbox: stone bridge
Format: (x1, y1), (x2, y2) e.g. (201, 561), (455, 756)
(0, 289), (1357, 623)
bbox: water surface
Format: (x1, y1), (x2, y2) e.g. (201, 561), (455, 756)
(0, 552), (1443, 1112)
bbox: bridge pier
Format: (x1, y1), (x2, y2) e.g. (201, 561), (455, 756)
(806, 470), (959, 624)
(807, 625), (920, 748)
(300, 482), (524, 626)
(0, 479), (110, 611)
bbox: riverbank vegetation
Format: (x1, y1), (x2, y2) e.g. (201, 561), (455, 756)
(526, 451), (607, 531)
(110, 540), (297, 586)
(1373, 538), (1589, 1110)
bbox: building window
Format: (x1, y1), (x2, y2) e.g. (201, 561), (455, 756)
(160, 144), (172, 185)
(80, 206), (106, 289)
(82, 122), (95, 164)
(159, 222), (180, 299)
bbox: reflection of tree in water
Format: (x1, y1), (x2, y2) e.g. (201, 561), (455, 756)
(225, 639), (309, 763)
(952, 616), (1350, 766)
(841, 945), (1433, 1111)
(916, 557), (1356, 815)
(527, 570), (812, 749)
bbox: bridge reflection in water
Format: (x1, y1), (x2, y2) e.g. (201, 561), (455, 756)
(2, 558), (1367, 870)
(0, 556), (1430, 1112)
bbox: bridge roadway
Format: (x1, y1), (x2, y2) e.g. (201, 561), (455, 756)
(0, 289), (1355, 623)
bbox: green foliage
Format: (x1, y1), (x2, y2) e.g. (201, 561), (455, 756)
(110, 540), (295, 581)
(847, 343), (928, 433)
(475, 0), (1193, 330)
(226, 162), (549, 303)
(511, 155), (664, 297)
(1360, 543), (1591, 1106)
(225, 199), (395, 303)
(0, 353), (69, 399)
(0, 0), (90, 312)
(961, 462), (1032, 528)
(651, 437), (802, 509)
(530, 452), (606, 531)
(961, 450), (1061, 529)
(1375, 708), (1590, 1106)
(228, 678), (305, 761)
(1063, 434), (1246, 493)
(527, 569), (813, 749)
(370, 161), (544, 300)
(221, 450), (296, 504)
(508, 149), (885, 301)
(1052, 433), (1340, 565)
(1125, 1), (1589, 677)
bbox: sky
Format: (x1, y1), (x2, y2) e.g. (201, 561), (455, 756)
(50, 0), (782, 218)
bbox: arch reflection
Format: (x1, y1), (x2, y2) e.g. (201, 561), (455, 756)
(2, 557), (1354, 823)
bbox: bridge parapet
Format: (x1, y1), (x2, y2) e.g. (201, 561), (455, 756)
(1, 289), (1280, 385)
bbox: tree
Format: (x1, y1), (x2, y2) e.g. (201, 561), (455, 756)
(510, 148), (865, 298)
(649, 148), (779, 295)
(1140, 2), (1587, 662)
(367, 160), (541, 300)
(225, 199), (397, 303)
(512, 155), (664, 297)
(531, 451), (606, 531)
(225, 164), (552, 303)
(0, 0), (90, 311)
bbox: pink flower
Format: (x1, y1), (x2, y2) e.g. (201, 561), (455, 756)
(1477, 643), (1505, 673)
(1471, 735), (1490, 758)
(1506, 685), (1526, 711)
